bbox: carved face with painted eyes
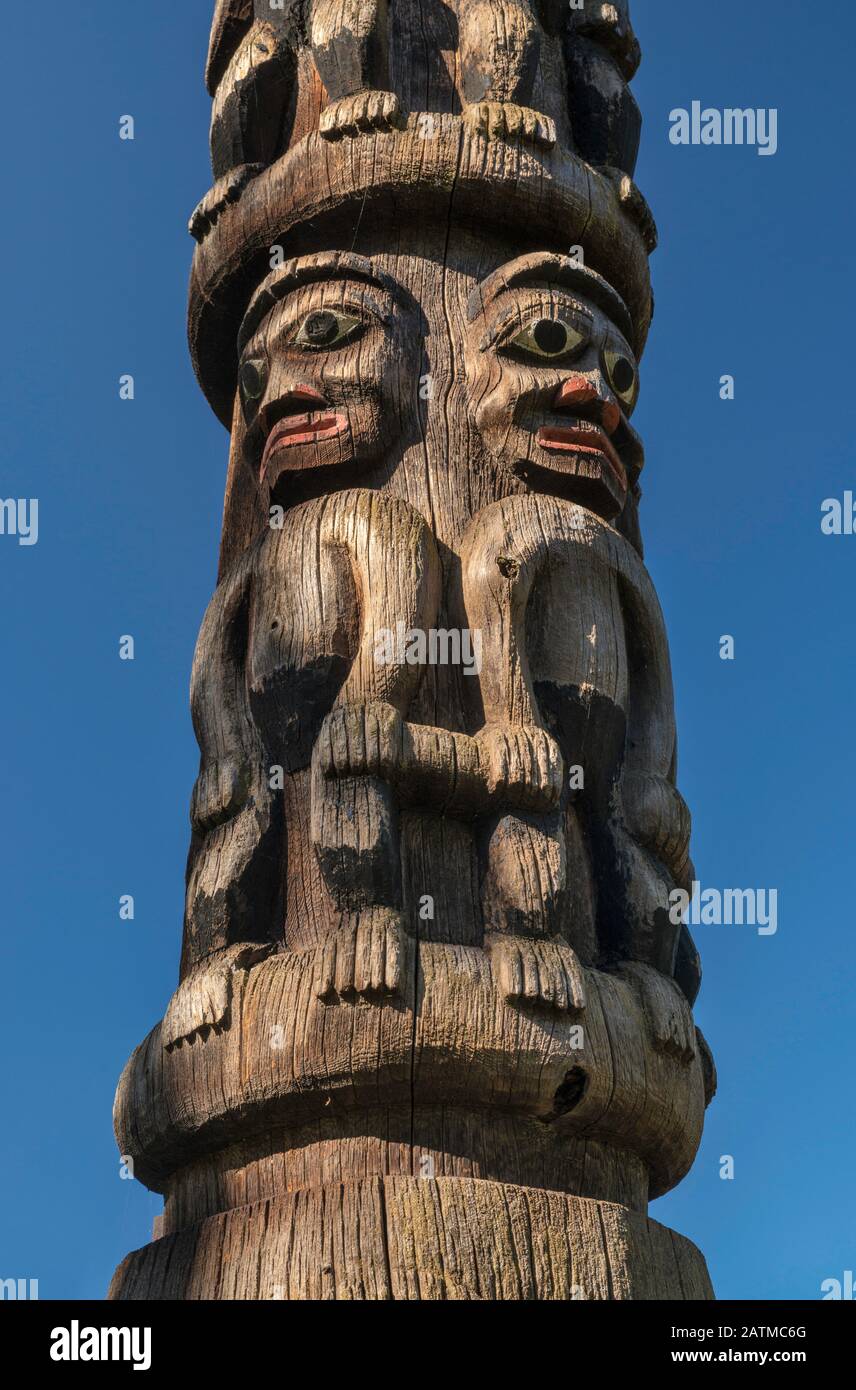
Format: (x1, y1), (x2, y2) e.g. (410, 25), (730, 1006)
(467, 257), (644, 519)
(237, 254), (410, 501)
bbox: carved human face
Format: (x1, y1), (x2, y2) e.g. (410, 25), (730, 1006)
(239, 268), (407, 501)
(468, 280), (644, 519)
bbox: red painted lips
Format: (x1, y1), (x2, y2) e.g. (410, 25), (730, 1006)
(536, 381), (627, 491)
(260, 389), (349, 481)
(536, 422), (627, 490)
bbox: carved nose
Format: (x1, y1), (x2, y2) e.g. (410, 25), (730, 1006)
(553, 377), (620, 436)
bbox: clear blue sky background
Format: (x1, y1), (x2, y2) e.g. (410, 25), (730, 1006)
(1, 0), (853, 1301)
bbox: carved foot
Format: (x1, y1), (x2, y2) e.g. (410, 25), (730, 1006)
(598, 166), (658, 253)
(188, 164), (264, 243)
(463, 102), (556, 150)
(617, 961), (696, 1064)
(319, 91), (405, 140)
(163, 942), (275, 1050)
(487, 933), (586, 1014)
(316, 909), (407, 1003)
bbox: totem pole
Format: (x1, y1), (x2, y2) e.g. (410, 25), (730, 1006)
(110, 0), (716, 1300)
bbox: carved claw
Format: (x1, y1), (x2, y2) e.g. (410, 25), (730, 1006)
(319, 91), (405, 140)
(316, 909), (407, 1003)
(463, 102), (556, 150)
(487, 933), (586, 1015)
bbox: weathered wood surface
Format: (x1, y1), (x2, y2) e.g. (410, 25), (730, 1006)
(111, 0), (715, 1300)
(116, 948), (708, 1208)
(110, 1179), (713, 1301)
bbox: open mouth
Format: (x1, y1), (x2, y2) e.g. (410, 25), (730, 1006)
(536, 421), (627, 491)
(260, 411), (350, 480)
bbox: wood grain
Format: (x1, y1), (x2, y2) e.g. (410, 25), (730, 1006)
(111, 0), (715, 1301)
(110, 1179), (713, 1301)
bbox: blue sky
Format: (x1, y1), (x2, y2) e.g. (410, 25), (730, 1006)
(1, 0), (853, 1300)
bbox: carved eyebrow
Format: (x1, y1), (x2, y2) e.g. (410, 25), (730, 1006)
(238, 253), (405, 354)
(469, 253), (634, 345)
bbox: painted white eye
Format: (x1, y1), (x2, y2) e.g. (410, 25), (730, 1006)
(604, 348), (638, 407)
(294, 310), (362, 349)
(508, 316), (589, 360)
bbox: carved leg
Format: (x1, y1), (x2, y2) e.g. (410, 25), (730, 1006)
(480, 808), (566, 936)
(311, 707), (406, 1000)
(474, 718), (579, 1012)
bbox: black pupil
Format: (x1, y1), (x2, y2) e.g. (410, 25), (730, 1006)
(304, 311), (340, 346)
(532, 319), (568, 355)
(611, 356), (635, 394)
(241, 360), (265, 400)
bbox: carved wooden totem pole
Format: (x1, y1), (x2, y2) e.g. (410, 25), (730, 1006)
(111, 0), (716, 1300)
